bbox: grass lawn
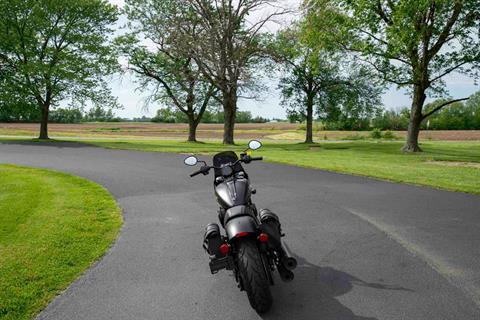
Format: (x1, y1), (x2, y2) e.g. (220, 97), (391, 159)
(0, 165), (122, 320)
(84, 139), (480, 194)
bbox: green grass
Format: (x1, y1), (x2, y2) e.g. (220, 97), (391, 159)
(83, 139), (480, 194)
(0, 165), (122, 320)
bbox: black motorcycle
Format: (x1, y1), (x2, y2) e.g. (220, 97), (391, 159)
(184, 140), (297, 314)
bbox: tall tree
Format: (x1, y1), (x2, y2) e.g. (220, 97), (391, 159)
(187, 0), (287, 144)
(0, 0), (119, 139)
(305, 0), (480, 151)
(118, 0), (217, 142)
(276, 26), (381, 143)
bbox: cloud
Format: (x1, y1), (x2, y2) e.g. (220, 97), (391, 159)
(109, 0), (124, 7)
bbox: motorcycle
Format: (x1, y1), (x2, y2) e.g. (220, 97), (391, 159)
(184, 140), (297, 314)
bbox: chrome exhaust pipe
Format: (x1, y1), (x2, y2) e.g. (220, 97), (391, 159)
(277, 263), (294, 282)
(281, 256), (298, 271)
(280, 241), (297, 270)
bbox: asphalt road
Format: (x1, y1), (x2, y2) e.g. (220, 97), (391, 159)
(1, 141), (480, 320)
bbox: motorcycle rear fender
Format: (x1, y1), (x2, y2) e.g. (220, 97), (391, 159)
(225, 215), (258, 240)
(223, 205), (250, 225)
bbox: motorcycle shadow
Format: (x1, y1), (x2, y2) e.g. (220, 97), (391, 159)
(264, 254), (413, 320)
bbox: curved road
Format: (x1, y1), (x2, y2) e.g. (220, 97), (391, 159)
(1, 141), (480, 320)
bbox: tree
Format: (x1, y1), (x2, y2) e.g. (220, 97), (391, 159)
(252, 115), (269, 123)
(49, 107), (83, 123)
(236, 111), (253, 123)
(84, 106), (117, 122)
(464, 91), (480, 129)
(118, 0), (217, 142)
(276, 25), (381, 142)
(200, 109), (219, 123)
(372, 108), (410, 131)
(186, 0), (287, 144)
(305, 0), (480, 151)
(0, 86), (39, 122)
(0, 102), (39, 122)
(422, 94), (480, 130)
(0, 0), (119, 139)
(151, 108), (177, 123)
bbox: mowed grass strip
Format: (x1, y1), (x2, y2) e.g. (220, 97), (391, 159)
(85, 139), (480, 194)
(0, 165), (122, 320)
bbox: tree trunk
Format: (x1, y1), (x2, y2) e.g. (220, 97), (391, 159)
(402, 85), (426, 152)
(305, 93), (314, 143)
(187, 115), (199, 142)
(39, 103), (50, 140)
(222, 88), (237, 145)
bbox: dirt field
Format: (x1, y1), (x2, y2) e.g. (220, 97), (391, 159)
(1, 122), (479, 141)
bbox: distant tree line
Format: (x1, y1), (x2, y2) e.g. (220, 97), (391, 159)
(3, 93), (479, 130)
(290, 91), (480, 131)
(378, 94), (480, 131)
(0, 104), (121, 123)
(151, 108), (269, 124)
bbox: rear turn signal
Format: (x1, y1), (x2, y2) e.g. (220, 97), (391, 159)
(258, 233), (269, 243)
(219, 243), (230, 255)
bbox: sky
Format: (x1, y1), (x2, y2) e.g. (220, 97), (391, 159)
(107, 0), (479, 119)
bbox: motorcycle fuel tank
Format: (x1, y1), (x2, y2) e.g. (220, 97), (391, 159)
(215, 178), (251, 209)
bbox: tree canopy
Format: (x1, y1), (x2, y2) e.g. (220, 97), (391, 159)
(0, 0), (119, 138)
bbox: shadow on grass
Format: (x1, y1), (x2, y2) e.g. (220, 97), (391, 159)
(91, 140), (247, 154)
(0, 139), (90, 148)
(264, 252), (413, 320)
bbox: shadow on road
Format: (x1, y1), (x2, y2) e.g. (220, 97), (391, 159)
(264, 254), (413, 320)
(0, 140), (90, 148)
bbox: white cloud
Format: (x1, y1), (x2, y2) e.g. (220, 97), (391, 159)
(108, 0), (124, 7)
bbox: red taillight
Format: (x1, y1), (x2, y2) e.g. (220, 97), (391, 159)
(235, 231), (250, 238)
(219, 243), (230, 255)
(258, 233), (269, 243)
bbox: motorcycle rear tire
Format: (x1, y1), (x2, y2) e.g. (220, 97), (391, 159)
(236, 239), (273, 314)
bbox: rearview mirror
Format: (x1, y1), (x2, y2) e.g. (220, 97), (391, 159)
(248, 140), (262, 150)
(184, 156), (198, 166)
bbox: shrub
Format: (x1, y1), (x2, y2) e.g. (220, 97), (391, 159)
(382, 130), (395, 139)
(298, 122), (324, 131)
(370, 128), (382, 139)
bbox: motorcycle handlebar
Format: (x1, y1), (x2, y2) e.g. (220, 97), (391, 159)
(190, 170), (202, 177)
(190, 166), (211, 178)
(189, 157), (262, 177)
